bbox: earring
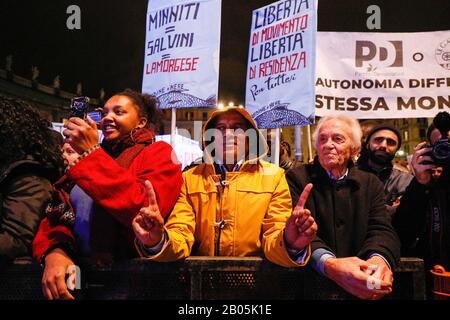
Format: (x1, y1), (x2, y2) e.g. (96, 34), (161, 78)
(130, 127), (141, 143)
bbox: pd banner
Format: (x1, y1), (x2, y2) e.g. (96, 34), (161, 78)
(245, 0), (317, 129)
(142, 0), (221, 109)
(316, 31), (450, 119)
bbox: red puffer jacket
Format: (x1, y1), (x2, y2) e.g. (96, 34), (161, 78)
(33, 141), (182, 262)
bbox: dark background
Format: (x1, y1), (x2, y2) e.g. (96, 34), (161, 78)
(1, 0), (449, 104)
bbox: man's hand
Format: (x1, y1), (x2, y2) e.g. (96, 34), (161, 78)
(63, 115), (99, 154)
(411, 141), (435, 185)
(132, 180), (165, 248)
(42, 248), (75, 300)
(364, 255), (394, 299)
(285, 183), (318, 251)
(324, 256), (392, 300)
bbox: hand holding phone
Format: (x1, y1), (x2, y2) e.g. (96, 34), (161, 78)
(65, 97), (100, 154)
(70, 96), (90, 119)
(70, 97), (102, 125)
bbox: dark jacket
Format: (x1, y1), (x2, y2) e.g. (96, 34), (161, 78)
(285, 158), (401, 268)
(393, 169), (450, 270)
(357, 157), (413, 206)
(0, 157), (56, 263)
(279, 158), (300, 172)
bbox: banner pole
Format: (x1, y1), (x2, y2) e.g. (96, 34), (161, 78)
(294, 125), (302, 161)
(275, 128), (280, 166)
(171, 107), (176, 147)
(306, 125), (313, 163)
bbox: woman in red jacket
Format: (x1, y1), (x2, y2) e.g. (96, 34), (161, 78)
(33, 89), (182, 300)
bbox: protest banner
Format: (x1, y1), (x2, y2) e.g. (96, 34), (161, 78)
(316, 31), (450, 118)
(142, 0), (221, 109)
(245, 0), (317, 129)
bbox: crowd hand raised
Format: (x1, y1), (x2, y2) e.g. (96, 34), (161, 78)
(42, 248), (75, 300)
(132, 180), (165, 248)
(411, 141), (435, 185)
(324, 256), (392, 300)
(285, 183), (318, 251)
(63, 115), (99, 154)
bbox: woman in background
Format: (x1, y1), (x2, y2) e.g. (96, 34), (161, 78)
(0, 95), (64, 264)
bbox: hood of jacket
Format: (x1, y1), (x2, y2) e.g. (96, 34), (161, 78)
(202, 107), (268, 165)
(0, 155), (60, 186)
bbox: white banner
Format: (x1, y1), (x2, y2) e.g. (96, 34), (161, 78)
(156, 134), (203, 169)
(316, 31), (450, 119)
(245, 0), (317, 129)
(142, 0), (221, 109)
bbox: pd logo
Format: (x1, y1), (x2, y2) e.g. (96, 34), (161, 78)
(355, 40), (403, 70)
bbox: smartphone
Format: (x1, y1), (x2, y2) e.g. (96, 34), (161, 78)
(70, 96), (90, 119)
(87, 111), (102, 124)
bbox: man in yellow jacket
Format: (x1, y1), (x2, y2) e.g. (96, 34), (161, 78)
(132, 107), (317, 267)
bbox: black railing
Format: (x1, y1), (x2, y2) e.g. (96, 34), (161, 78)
(0, 257), (425, 300)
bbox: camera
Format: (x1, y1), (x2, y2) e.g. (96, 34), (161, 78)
(423, 139), (450, 166)
(69, 96), (102, 124)
(422, 111), (450, 166)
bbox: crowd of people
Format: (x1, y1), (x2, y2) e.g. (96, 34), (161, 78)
(0, 91), (449, 300)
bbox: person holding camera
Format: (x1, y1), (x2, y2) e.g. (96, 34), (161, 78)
(32, 89), (183, 300)
(393, 112), (450, 274)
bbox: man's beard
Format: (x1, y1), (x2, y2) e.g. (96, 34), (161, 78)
(367, 147), (395, 166)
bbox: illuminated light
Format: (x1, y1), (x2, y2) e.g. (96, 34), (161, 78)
(228, 102), (234, 107)
(218, 103), (224, 109)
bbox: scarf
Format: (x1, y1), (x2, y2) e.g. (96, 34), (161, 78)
(45, 174), (76, 226)
(101, 127), (156, 168)
(90, 127), (155, 265)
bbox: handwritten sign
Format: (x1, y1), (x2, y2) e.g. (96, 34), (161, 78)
(142, 0), (221, 109)
(245, 0), (317, 128)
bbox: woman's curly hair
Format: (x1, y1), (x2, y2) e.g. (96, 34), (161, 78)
(115, 89), (163, 130)
(0, 95), (64, 179)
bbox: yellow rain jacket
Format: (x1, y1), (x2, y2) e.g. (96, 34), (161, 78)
(139, 107), (310, 267)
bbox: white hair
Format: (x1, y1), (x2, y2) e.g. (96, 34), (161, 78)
(312, 115), (362, 152)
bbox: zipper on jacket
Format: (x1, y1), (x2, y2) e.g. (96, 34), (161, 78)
(214, 220), (227, 256)
(214, 175), (227, 256)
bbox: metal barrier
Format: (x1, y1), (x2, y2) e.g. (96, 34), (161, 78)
(0, 257), (425, 300)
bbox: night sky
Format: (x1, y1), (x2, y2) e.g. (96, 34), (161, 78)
(1, 0), (449, 104)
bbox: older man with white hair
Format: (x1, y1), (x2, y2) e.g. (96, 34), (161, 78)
(286, 115), (400, 300)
